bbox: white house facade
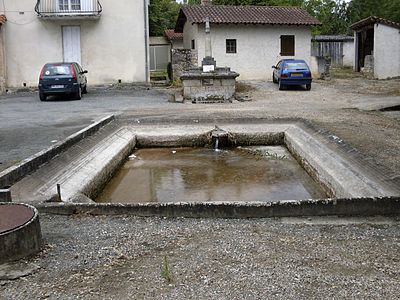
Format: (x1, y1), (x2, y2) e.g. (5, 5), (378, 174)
(351, 16), (400, 79)
(0, 0), (150, 88)
(176, 5), (321, 80)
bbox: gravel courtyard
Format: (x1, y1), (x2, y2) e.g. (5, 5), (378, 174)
(1, 73), (400, 299)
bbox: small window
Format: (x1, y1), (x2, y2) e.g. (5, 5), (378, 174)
(280, 35), (295, 56)
(70, 0), (81, 11)
(191, 39), (195, 50)
(226, 39), (237, 54)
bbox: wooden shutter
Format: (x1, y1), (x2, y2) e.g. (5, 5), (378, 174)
(281, 35), (295, 56)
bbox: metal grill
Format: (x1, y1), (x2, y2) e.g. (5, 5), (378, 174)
(35, 0), (102, 17)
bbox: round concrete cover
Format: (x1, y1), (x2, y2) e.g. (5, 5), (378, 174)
(0, 204), (35, 234)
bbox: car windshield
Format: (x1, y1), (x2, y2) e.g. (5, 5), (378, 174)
(43, 65), (71, 76)
(284, 62), (308, 70)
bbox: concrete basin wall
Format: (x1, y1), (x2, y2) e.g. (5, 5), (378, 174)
(8, 119), (400, 207)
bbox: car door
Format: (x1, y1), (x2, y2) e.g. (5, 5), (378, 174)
(75, 63), (83, 86)
(274, 61), (282, 79)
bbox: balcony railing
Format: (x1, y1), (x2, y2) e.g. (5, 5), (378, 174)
(35, 0), (102, 18)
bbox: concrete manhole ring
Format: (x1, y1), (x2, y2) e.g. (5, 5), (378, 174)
(0, 203), (42, 264)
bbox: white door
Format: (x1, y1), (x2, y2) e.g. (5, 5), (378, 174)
(63, 26), (81, 64)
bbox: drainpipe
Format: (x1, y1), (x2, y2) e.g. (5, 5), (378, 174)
(0, 15), (7, 94)
(144, 0), (150, 84)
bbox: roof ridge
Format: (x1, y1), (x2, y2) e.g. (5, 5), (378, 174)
(183, 4), (304, 9)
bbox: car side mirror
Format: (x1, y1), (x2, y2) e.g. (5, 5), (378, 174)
(83, 70), (88, 74)
(272, 65), (276, 69)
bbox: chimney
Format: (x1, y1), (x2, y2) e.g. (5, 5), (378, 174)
(201, 0), (211, 5)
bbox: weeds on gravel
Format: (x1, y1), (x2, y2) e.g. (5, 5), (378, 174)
(235, 82), (256, 93)
(161, 256), (173, 284)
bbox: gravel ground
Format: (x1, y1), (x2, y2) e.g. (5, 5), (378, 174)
(1, 74), (400, 298)
(1, 214), (400, 299)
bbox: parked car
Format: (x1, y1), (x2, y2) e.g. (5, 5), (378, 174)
(272, 59), (312, 91)
(38, 62), (88, 101)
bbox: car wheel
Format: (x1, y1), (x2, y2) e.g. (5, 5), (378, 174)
(39, 92), (47, 101)
(82, 85), (87, 94)
(75, 86), (82, 100)
(306, 83), (312, 91)
(278, 80), (285, 91)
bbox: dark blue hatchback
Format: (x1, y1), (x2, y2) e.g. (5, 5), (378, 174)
(272, 59), (312, 91)
(38, 62), (88, 101)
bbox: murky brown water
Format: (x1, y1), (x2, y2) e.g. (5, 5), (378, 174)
(96, 147), (326, 203)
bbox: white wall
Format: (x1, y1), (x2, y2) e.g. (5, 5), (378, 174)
(183, 23), (312, 80)
(1, 0), (149, 87)
(183, 22), (198, 50)
(374, 23), (400, 79)
(342, 40), (355, 67)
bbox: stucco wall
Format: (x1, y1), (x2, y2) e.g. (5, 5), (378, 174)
(183, 23), (312, 80)
(342, 40), (355, 67)
(374, 23), (400, 79)
(1, 0), (149, 88)
(183, 22), (198, 50)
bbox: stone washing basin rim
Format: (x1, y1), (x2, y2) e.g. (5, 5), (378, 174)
(4, 117), (400, 209)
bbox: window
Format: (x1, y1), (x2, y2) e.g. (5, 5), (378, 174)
(191, 39), (195, 50)
(70, 0), (81, 10)
(280, 35), (295, 56)
(226, 39), (237, 54)
(59, 0), (81, 11)
(59, 0), (69, 10)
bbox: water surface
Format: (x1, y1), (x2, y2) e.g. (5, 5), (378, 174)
(97, 147), (326, 203)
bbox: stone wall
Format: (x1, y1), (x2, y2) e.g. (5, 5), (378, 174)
(171, 49), (197, 82)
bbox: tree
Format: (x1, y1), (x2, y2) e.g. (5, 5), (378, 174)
(348, 0), (400, 24)
(149, 0), (182, 36)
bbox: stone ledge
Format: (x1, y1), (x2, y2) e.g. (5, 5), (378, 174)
(0, 115), (115, 189)
(36, 197), (400, 218)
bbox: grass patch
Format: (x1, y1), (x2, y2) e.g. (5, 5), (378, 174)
(161, 256), (173, 284)
(330, 67), (364, 79)
(150, 70), (168, 78)
(169, 79), (182, 88)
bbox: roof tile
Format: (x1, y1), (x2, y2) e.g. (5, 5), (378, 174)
(180, 5), (321, 27)
(164, 29), (183, 40)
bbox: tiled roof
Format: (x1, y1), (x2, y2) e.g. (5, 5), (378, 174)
(176, 5), (321, 31)
(351, 16), (400, 30)
(313, 35), (354, 42)
(0, 15), (7, 25)
(164, 29), (183, 40)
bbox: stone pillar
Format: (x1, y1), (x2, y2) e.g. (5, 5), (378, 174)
(201, 18), (216, 70)
(205, 18), (212, 58)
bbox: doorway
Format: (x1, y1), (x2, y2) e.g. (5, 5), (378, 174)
(62, 26), (81, 64)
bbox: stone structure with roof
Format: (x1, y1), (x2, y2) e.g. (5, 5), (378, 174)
(312, 35), (354, 67)
(164, 29), (184, 49)
(175, 4), (321, 80)
(351, 16), (400, 79)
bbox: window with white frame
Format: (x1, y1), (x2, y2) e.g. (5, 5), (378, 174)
(59, 0), (81, 11)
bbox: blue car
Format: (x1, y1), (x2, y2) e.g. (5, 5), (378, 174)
(272, 59), (312, 91)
